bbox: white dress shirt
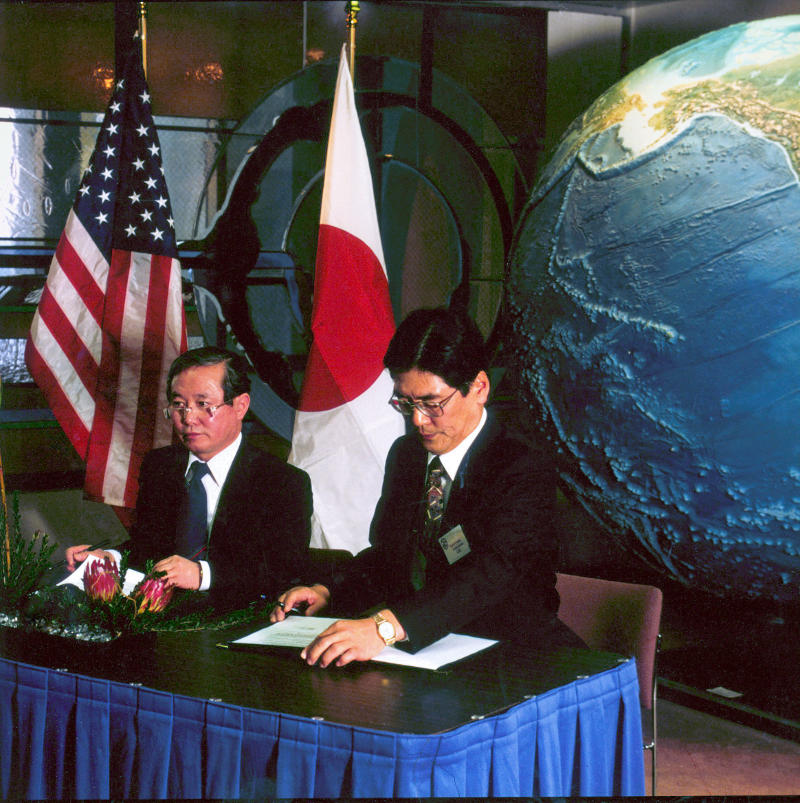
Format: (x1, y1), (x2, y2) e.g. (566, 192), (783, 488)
(186, 432), (243, 590)
(429, 407), (488, 481)
(109, 433), (243, 590)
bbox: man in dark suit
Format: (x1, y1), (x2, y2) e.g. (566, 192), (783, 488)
(66, 346), (312, 608)
(272, 307), (578, 666)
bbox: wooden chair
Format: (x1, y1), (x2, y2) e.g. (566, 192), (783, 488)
(555, 573), (663, 795)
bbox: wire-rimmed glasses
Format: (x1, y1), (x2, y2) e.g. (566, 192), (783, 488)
(388, 388), (459, 418)
(163, 400), (231, 420)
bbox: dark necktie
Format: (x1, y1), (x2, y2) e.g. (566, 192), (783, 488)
(176, 461), (210, 559)
(424, 457), (446, 534)
(412, 457), (448, 590)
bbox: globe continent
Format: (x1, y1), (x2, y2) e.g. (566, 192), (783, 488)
(505, 16), (800, 602)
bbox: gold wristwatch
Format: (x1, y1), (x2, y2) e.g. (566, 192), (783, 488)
(373, 612), (397, 646)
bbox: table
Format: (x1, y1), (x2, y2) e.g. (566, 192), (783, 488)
(0, 621), (645, 798)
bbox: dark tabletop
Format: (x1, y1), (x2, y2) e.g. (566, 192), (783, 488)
(0, 619), (626, 734)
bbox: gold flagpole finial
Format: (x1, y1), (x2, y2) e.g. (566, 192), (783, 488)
(139, 2), (148, 79)
(345, 1), (360, 82)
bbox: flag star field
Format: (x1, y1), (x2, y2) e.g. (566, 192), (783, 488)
(75, 78), (177, 260)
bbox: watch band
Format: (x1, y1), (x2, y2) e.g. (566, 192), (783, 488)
(373, 612), (397, 646)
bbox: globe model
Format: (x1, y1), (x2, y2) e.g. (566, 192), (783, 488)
(505, 16), (800, 602)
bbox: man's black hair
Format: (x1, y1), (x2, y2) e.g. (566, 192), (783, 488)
(383, 307), (487, 394)
(167, 346), (252, 400)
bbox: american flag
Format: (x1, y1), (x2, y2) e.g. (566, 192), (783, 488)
(25, 51), (187, 509)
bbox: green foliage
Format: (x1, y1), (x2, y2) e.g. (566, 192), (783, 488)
(0, 493), (57, 611)
(142, 595), (275, 633)
(0, 513), (275, 639)
(28, 579), (273, 637)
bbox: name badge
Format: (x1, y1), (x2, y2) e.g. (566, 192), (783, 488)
(439, 525), (471, 565)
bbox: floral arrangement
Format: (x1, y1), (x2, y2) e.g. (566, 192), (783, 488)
(0, 489), (270, 642)
(79, 553), (177, 635)
(0, 494), (175, 639)
(0, 430), (274, 642)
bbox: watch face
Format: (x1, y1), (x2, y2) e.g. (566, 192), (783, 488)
(378, 621), (394, 641)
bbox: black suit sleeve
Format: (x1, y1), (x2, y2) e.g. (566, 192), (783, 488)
(123, 444), (313, 610)
(391, 437), (559, 649)
(326, 422), (561, 651)
(123, 448), (184, 569)
(207, 452), (313, 607)
(321, 436), (419, 615)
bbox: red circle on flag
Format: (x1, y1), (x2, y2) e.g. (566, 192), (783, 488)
(298, 225), (396, 412)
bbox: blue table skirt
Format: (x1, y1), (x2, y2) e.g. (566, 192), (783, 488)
(0, 655), (644, 798)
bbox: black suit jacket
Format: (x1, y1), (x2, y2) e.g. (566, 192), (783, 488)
(325, 413), (565, 650)
(123, 439), (312, 608)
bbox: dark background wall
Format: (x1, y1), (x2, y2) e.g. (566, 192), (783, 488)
(2, 0), (798, 186)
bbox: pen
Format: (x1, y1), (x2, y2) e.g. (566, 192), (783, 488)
(276, 600), (308, 615)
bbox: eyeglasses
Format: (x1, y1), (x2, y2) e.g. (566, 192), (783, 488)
(163, 400), (231, 420)
(389, 388), (459, 418)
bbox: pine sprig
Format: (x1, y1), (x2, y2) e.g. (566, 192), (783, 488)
(0, 493), (57, 611)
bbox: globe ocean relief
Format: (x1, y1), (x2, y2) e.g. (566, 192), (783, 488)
(505, 16), (800, 602)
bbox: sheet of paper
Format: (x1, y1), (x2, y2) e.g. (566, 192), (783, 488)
(57, 552), (145, 596)
(372, 633), (497, 670)
(234, 616), (337, 648)
(232, 617), (497, 670)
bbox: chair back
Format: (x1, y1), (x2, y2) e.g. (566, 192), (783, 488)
(555, 573), (662, 710)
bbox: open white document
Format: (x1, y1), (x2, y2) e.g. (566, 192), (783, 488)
(57, 552), (145, 596)
(231, 617), (497, 671)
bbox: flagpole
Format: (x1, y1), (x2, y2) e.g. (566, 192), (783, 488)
(346, 1), (359, 81)
(1, 453), (8, 574)
(0, 385), (8, 572)
(139, 2), (148, 79)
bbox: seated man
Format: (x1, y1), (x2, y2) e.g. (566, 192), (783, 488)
(66, 346), (312, 608)
(272, 307), (580, 666)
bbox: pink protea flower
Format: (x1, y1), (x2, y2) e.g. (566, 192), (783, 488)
(83, 556), (120, 602)
(133, 575), (174, 614)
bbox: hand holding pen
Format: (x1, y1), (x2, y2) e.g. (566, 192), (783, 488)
(62, 540), (114, 572)
(276, 599), (309, 616)
(270, 584), (331, 623)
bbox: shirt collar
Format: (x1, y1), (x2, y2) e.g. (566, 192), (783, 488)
(428, 407), (487, 479)
(186, 432), (242, 486)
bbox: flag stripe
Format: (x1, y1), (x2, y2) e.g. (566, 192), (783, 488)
(24, 337), (92, 457)
(122, 252), (175, 504)
(99, 249), (141, 504)
(27, 313), (96, 433)
(54, 223), (107, 323)
(84, 249), (132, 501)
(45, 251), (104, 346)
(34, 283), (100, 394)
(61, 212), (111, 293)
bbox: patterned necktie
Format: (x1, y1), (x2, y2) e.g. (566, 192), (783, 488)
(176, 461), (210, 559)
(424, 457), (446, 533)
(412, 457), (448, 590)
